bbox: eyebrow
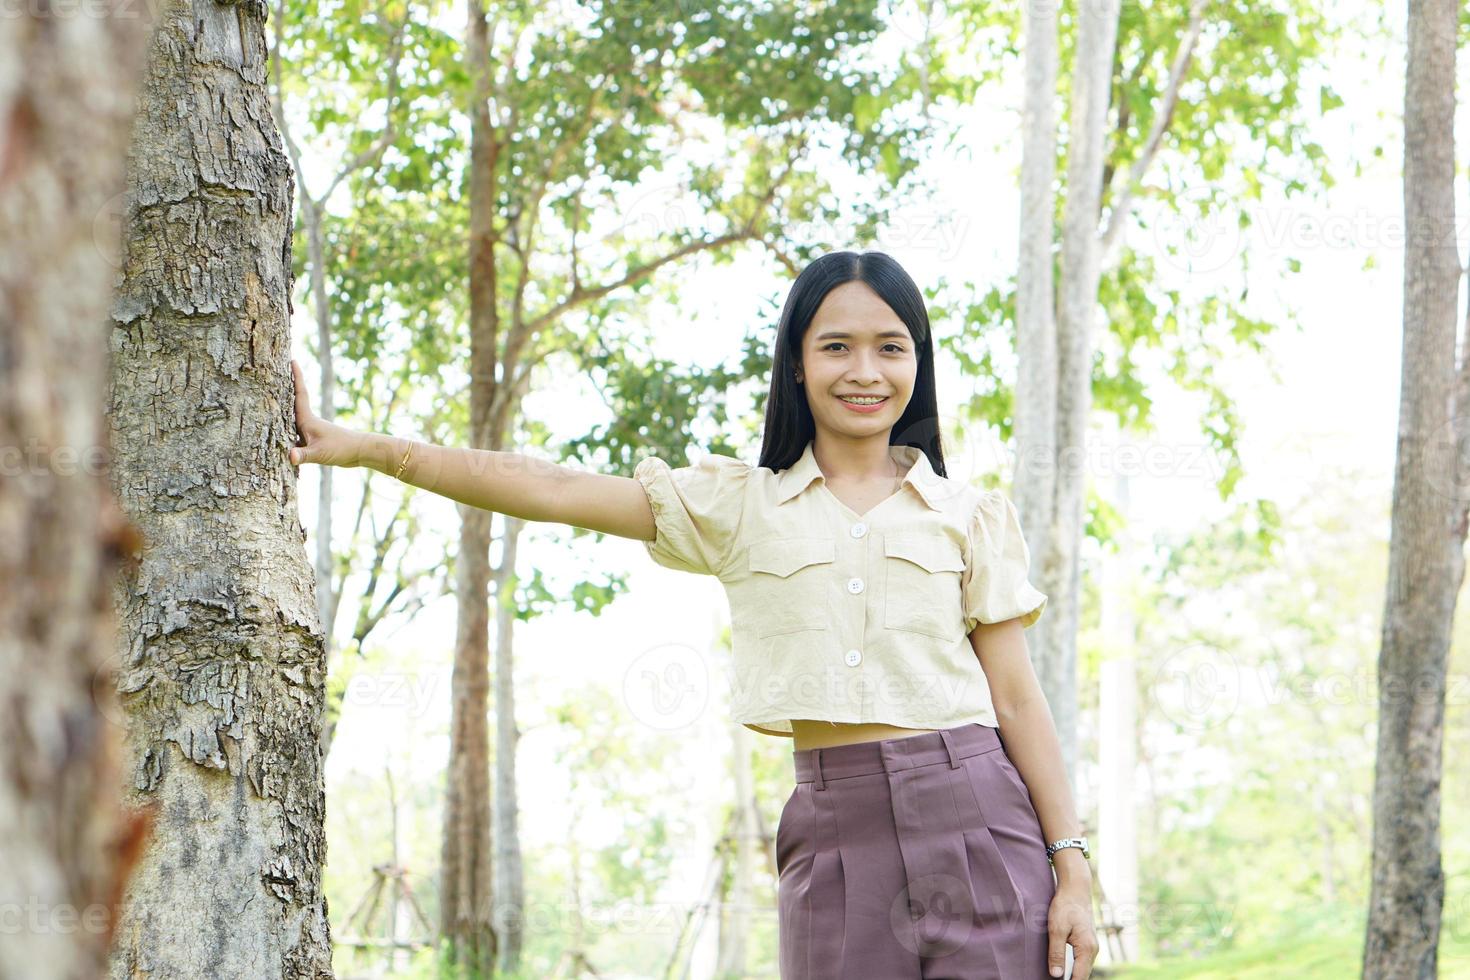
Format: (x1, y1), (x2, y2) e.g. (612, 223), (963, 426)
(813, 330), (910, 341)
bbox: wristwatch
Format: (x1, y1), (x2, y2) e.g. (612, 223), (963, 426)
(1045, 836), (1090, 861)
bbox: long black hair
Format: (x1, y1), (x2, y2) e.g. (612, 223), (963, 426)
(757, 250), (947, 478)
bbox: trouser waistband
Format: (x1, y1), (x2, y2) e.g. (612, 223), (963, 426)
(792, 723), (1001, 790)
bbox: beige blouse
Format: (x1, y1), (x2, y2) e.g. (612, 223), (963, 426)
(633, 438), (1048, 737)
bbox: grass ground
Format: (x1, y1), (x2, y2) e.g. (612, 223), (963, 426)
(1106, 928), (1470, 979)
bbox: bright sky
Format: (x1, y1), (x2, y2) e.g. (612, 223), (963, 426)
(293, 5), (1424, 967)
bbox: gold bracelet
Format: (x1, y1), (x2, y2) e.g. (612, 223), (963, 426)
(392, 440), (414, 480)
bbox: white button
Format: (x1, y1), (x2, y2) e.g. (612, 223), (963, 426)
(847, 577), (864, 594)
(851, 522), (868, 538)
(844, 649), (862, 667)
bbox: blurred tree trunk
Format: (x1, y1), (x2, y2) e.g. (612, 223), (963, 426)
(1015, 0), (1217, 791)
(1096, 465), (1139, 966)
(494, 514), (527, 973)
(1045, 0), (1119, 784)
(1363, 0), (1458, 974)
(0, 6), (154, 978)
(715, 723), (756, 977)
(1015, 0), (1122, 784)
(437, 4), (827, 970)
(105, 0), (333, 975)
(1012, 0), (1059, 583)
(440, 1), (500, 971)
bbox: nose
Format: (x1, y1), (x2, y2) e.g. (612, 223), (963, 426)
(845, 349), (885, 384)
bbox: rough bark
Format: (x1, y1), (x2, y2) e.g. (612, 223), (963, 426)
(104, 0), (333, 975)
(1362, 0), (1458, 974)
(0, 7), (154, 978)
(1038, 0), (1120, 784)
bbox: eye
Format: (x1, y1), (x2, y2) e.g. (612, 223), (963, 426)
(822, 342), (907, 352)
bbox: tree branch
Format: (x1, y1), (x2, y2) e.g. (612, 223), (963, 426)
(523, 143), (798, 334)
(319, 1), (413, 204)
(1101, 40), (1145, 196)
(1098, 0), (1206, 270)
(268, 0), (313, 206)
(757, 238), (802, 277)
(569, 189), (584, 299)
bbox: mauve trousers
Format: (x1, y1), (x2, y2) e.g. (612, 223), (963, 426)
(776, 723), (1056, 979)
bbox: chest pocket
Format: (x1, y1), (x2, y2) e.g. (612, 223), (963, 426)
(883, 533), (965, 640)
(747, 536), (834, 637)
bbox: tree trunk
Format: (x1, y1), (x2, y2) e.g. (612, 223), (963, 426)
(1096, 464), (1139, 967)
(1012, 0), (1060, 559)
(1362, 0), (1458, 974)
(439, 0), (499, 971)
(715, 723), (755, 978)
(306, 201), (339, 671)
(442, 503), (496, 975)
(105, 1), (334, 975)
(494, 516), (526, 974)
(1039, 0), (1120, 785)
(0, 7), (154, 978)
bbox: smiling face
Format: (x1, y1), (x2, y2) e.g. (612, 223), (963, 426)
(794, 280), (918, 443)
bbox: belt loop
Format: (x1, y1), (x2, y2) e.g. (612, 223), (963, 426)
(940, 729), (962, 769)
(812, 748), (826, 791)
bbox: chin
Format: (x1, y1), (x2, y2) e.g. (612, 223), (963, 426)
(825, 416), (892, 435)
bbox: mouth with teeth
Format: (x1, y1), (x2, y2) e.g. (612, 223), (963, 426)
(836, 394), (890, 413)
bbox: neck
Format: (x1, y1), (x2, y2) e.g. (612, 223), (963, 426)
(810, 432), (898, 484)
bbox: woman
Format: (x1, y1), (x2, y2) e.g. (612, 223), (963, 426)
(290, 250), (1099, 979)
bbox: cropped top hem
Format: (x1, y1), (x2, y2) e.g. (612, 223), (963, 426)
(739, 706), (1001, 738)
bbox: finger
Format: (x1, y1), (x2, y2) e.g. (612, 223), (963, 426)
(1074, 938), (1096, 980)
(1048, 933), (1065, 977)
(292, 443), (315, 466)
(291, 358), (313, 429)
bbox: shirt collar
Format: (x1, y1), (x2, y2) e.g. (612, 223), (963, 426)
(775, 439), (946, 511)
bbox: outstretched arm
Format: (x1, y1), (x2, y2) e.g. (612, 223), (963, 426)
(288, 359), (656, 541)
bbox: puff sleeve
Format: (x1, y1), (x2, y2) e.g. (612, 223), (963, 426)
(633, 453), (750, 577)
(961, 489), (1048, 631)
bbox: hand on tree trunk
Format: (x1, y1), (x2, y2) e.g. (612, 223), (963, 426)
(290, 358), (365, 468)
